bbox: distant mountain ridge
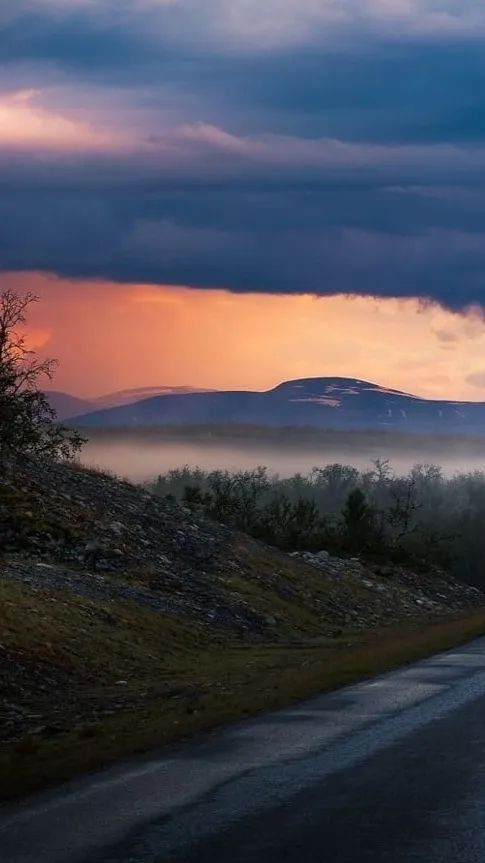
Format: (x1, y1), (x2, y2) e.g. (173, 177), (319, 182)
(92, 385), (217, 409)
(69, 377), (485, 435)
(47, 385), (215, 419)
(45, 391), (96, 421)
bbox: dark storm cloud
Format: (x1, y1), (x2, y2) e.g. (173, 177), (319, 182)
(3, 0), (485, 308)
(3, 176), (485, 308)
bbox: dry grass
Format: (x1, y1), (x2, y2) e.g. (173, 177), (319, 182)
(1, 577), (485, 801)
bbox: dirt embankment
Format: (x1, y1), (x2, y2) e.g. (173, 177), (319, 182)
(1, 457), (484, 799)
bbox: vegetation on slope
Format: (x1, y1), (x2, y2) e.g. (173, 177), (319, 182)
(149, 461), (485, 586)
(1, 457), (484, 799)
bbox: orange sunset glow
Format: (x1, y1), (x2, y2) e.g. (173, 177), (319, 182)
(5, 270), (485, 401)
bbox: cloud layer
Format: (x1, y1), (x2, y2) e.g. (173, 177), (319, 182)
(2, 1), (485, 307)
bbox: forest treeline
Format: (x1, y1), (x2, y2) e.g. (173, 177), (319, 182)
(147, 461), (485, 587)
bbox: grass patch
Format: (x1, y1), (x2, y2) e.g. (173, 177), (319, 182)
(1, 575), (485, 801)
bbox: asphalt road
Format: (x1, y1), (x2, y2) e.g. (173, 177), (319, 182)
(3, 638), (485, 863)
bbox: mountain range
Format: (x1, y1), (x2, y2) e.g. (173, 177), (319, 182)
(49, 377), (485, 436)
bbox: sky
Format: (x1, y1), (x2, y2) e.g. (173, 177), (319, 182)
(4, 1), (485, 398)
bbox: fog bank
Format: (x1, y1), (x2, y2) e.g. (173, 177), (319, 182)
(81, 431), (485, 483)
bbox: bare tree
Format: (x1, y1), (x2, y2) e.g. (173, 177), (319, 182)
(386, 478), (421, 546)
(0, 289), (84, 462)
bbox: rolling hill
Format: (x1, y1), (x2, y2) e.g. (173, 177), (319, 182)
(71, 377), (485, 435)
(92, 385), (216, 409)
(45, 391), (95, 421)
(47, 385), (215, 419)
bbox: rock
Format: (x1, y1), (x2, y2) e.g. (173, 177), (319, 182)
(32, 724), (67, 738)
(298, 550), (337, 570)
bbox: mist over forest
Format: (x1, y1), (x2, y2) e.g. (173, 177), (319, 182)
(76, 426), (485, 589)
(81, 426), (485, 483)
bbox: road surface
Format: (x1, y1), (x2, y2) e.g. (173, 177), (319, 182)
(3, 637), (485, 862)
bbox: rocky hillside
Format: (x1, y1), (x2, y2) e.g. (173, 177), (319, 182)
(1, 457), (482, 636)
(1, 457), (484, 798)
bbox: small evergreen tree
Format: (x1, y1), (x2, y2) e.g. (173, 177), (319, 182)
(342, 488), (375, 552)
(182, 484), (207, 513)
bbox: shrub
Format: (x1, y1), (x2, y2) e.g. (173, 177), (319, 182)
(0, 290), (84, 464)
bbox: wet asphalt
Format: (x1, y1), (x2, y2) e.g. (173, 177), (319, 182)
(3, 638), (485, 862)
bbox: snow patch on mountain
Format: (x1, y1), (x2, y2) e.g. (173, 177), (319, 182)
(290, 397), (341, 408)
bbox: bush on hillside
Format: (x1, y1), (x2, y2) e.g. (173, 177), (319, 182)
(0, 290), (84, 464)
